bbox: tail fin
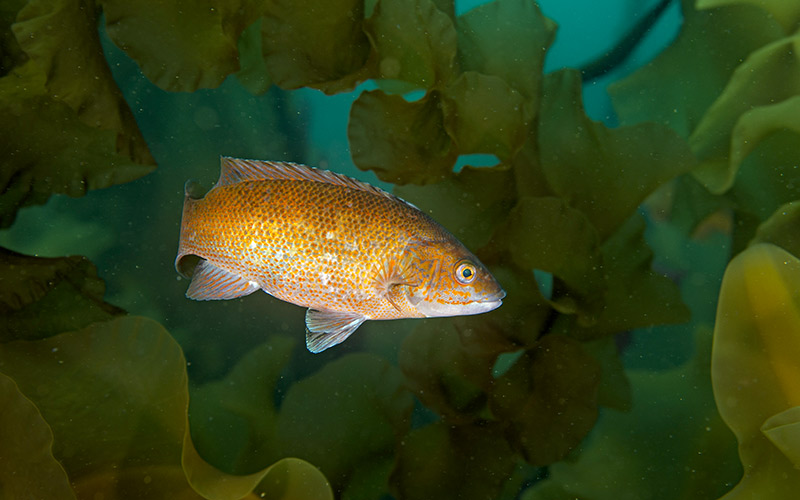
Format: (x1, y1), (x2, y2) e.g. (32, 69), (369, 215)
(175, 181), (204, 277)
(184, 179), (205, 200)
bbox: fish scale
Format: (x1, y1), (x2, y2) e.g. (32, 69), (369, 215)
(176, 157), (505, 353)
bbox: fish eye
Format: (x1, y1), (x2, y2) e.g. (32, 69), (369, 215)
(455, 261), (477, 285)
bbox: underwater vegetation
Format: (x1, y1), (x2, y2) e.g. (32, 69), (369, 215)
(1, 0), (800, 498)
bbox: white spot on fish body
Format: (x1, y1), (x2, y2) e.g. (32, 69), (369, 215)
(275, 250), (285, 260)
(326, 231), (335, 240)
(248, 239), (257, 250)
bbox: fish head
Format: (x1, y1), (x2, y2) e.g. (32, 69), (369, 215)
(405, 239), (505, 318)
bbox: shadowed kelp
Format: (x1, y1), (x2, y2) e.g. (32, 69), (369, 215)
(0, 0), (155, 228)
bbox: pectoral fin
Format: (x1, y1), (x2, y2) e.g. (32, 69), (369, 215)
(186, 260), (260, 300)
(305, 309), (367, 353)
(373, 259), (417, 312)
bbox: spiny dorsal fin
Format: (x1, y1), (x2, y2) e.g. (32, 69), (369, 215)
(217, 157), (418, 209)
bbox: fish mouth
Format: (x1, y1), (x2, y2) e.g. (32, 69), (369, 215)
(472, 289), (506, 313)
(482, 289), (506, 304)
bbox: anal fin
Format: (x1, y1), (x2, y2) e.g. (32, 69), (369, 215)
(186, 260), (260, 300)
(305, 309), (367, 353)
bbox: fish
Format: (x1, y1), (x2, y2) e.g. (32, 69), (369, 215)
(175, 157), (505, 353)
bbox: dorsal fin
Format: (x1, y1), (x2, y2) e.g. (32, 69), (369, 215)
(217, 157), (418, 209)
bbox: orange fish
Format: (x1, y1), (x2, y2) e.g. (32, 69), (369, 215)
(175, 157), (505, 353)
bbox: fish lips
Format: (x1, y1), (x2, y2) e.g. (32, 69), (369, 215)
(474, 289), (506, 313)
(413, 288), (505, 317)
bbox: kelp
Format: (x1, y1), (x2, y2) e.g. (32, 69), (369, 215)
(262, 0), (371, 93)
(0, 0), (155, 227)
(521, 217), (742, 499)
(712, 243), (800, 498)
(100, 0), (263, 92)
(0, 249), (124, 342)
(276, 353), (413, 496)
(364, 0), (457, 90)
(610, 0), (799, 236)
(752, 201), (800, 258)
(690, 33), (800, 193)
(392, 421), (517, 500)
(609, 1), (782, 138)
(696, 0), (800, 33)
(349, 90), (457, 184)
(489, 335), (601, 466)
(539, 70), (696, 241)
(523, 327), (741, 500)
(189, 337), (296, 475)
(0, 314), (333, 499)
(0, 372), (76, 500)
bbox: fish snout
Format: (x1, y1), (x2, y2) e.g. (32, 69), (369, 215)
(486, 288), (506, 302)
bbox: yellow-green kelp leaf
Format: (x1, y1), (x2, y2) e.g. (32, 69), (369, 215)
(569, 214), (690, 340)
(712, 243), (800, 498)
(0, 248), (124, 342)
(752, 201), (800, 259)
(234, 19), (271, 95)
(349, 90), (456, 184)
(189, 336), (295, 474)
(364, 0), (457, 90)
(490, 334), (601, 466)
(0, 372), (76, 500)
(729, 96), (800, 196)
(609, 1), (782, 137)
(728, 129), (800, 228)
(276, 353), (413, 494)
(524, 328), (740, 500)
(496, 196), (604, 319)
(262, 0), (371, 93)
(0, 0), (155, 226)
(391, 421), (518, 500)
(0, 95), (151, 227)
(690, 34), (800, 194)
(441, 72), (527, 161)
(10, 0), (153, 164)
(0, 316), (191, 492)
(697, 0), (800, 33)
(456, 0), (555, 106)
(762, 407), (800, 469)
(100, 0), (260, 92)
(184, 442), (332, 500)
(394, 164), (516, 251)
(0, 316), (332, 500)
(540, 69), (696, 240)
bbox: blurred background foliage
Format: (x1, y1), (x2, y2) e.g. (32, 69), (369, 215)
(1, 0), (799, 498)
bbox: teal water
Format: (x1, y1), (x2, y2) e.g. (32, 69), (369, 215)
(2, 0), (799, 499)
